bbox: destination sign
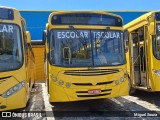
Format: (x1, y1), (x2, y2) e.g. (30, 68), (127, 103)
(0, 24), (13, 33)
(0, 8), (14, 20)
(56, 30), (121, 39)
(51, 13), (122, 27)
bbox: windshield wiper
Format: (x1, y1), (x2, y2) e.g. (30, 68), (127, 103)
(69, 25), (87, 47)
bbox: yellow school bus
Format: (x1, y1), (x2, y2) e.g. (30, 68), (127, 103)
(0, 6), (35, 111)
(124, 11), (160, 93)
(43, 11), (129, 102)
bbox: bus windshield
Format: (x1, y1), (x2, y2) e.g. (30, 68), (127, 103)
(92, 30), (125, 66)
(0, 24), (23, 72)
(50, 29), (125, 66)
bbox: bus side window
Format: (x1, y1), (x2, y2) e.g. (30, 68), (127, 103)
(138, 27), (144, 41)
(153, 35), (160, 59)
(133, 33), (138, 45)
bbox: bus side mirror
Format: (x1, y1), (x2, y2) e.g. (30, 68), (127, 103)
(42, 30), (47, 44)
(25, 31), (31, 44)
(124, 30), (129, 53)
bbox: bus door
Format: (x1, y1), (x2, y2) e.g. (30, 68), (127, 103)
(131, 26), (148, 87)
(139, 44), (147, 86)
(131, 32), (141, 85)
(139, 26), (148, 87)
(141, 25), (149, 88)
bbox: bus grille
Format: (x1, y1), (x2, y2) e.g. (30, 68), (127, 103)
(64, 69), (119, 76)
(73, 81), (113, 86)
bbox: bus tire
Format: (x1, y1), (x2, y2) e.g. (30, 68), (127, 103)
(32, 81), (35, 88)
(46, 78), (49, 93)
(128, 76), (136, 95)
(32, 73), (36, 88)
(26, 98), (31, 108)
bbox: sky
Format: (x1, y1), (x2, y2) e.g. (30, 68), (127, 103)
(0, 0), (159, 11)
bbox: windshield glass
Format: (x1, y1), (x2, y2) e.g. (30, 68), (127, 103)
(50, 30), (92, 66)
(0, 24), (23, 72)
(92, 30), (125, 65)
(50, 29), (125, 67)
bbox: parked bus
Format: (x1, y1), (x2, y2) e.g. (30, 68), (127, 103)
(43, 11), (128, 102)
(0, 6), (35, 111)
(124, 11), (160, 93)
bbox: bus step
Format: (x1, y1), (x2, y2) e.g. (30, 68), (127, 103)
(134, 86), (151, 92)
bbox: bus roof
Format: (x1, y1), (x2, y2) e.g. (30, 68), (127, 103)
(48, 11), (123, 23)
(124, 11), (160, 30)
(0, 6), (17, 10)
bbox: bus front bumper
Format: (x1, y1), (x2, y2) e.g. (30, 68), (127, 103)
(49, 80), (129, 102)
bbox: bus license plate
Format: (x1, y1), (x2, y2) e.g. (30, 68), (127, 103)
(88, 89), (101, 94)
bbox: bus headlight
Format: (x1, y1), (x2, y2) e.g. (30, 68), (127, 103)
(58, 80), (64, 86)
(1, 81), (25, 98)
(115, 80), (119, 85)
(50, 74), (54, 77)
(52, 77), (57, 82)
(66, 82), (71, 88)
(124, 73), (128, 78)
(120, 77), (124, 82)
(153, 70), (160, 76)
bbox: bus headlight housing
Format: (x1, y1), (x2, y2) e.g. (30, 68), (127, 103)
(120, 77), (124, 82)
(66, 82), (71, 88)
(115, 77), (125, 85)
(1, 81), (25, 98)
(124, 73), (128, 78)
(115, 80), (119, 85)
(52, 77), (57, 82)
(153, 69), (160, 76)
(50, 74), (57, 82)
(58, 80), (64, 86)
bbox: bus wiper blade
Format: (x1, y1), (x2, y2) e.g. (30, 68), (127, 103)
(69, 25), (87, 46)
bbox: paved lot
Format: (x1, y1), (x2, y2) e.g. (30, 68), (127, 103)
(1, 83), (160, 120)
